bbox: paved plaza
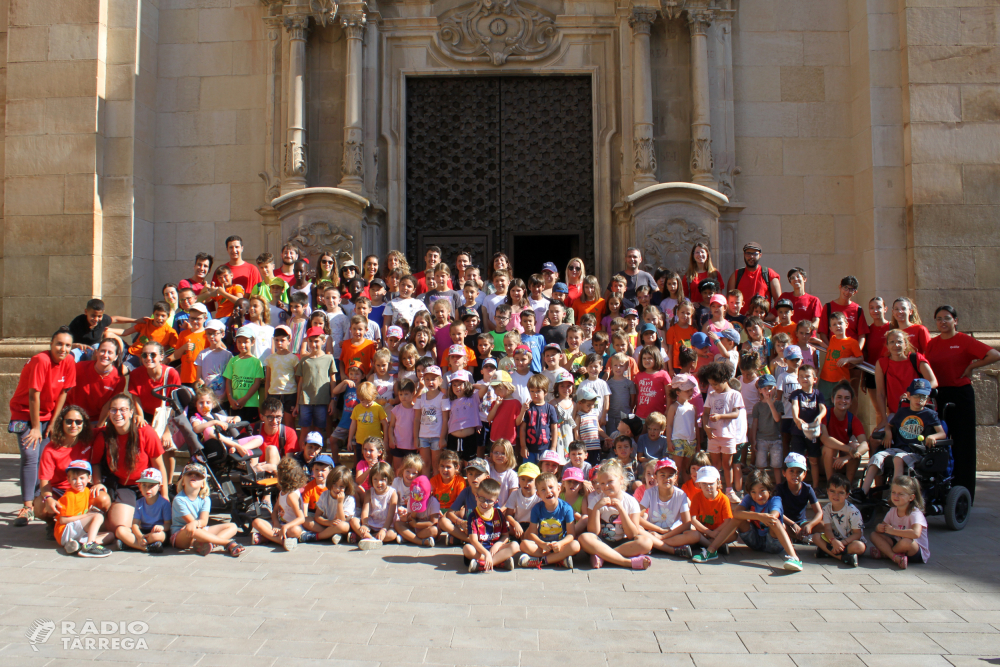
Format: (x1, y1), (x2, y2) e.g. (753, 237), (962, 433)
(0, 456), (998, 666)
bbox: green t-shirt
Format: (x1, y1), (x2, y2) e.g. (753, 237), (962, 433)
(295, 354), (336, 405)
(223, 355), (265, 407)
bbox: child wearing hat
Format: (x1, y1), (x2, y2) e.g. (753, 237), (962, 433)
(777, 453), (823, 545)
(638, 459), (700, 559)
(518, 471), (580, 569)
(116, 467), (171, 553)
(688, 465), (734, 556)
(295, 326), (336, 443)
(223, 326), (266, 423)
(750, 374), (786, 486)
(503, 462), (541, 539)
(56, 460), (113, 558)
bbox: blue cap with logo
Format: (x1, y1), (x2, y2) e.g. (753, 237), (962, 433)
(907, 378), (932, 396)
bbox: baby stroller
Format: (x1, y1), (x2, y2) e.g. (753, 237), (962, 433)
(853, 402), (971, 531)
(151, 385), (277, 534)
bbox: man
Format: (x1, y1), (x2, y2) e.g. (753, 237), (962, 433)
(257, 396), (299, 471)
(604, 247), (656, 303)
(414, 246), (452, 295)
(225, 235), (263, 293)
(275, 243), (299, 284)
(727, 241), (781, 315)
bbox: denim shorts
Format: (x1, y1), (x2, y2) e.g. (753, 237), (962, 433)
(418, 437), (443, 451)
(738, 528), (784, 554)
(298, 404), (327, 430)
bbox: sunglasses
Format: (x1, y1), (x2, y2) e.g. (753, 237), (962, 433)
(64, 419), (85, 426)
(141, 352), (159, 359)
(568, 266), (582, 271)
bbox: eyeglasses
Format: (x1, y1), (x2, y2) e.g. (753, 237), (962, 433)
(64, 419), (85, 426)
(842, 286), (858, 294)
(744, 251), (761, 257)
(141, 353), (159, 359)
(320, 260), (334, 265)
(109, 407), (131, 415)
(568, 266), (582, 271)
(263, 414), (282, 422)
(476, 497), (494, 506)
(495, 316), (510, 322)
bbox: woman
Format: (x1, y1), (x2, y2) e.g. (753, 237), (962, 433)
(874, 329), (937, 429)
(925, 305), (1000, 503)
(362, 254), (379, 287)
(889, 297), (931, 354)
(162, 282), (180, 328)
(385, 250), (411, 277)
(178, 252), (214, 298)
(128, 342), (181, 424)
(564, 257), (586, 304)
(33, 405), (108, 535)
(313, 252), (339, 290)
(9, 327), (77, 526)
(90, 394), (168, 533)
(682, 242), (724, 304)
(455, 251), (473, 286)
(70, 338), (126, 425)
(485, 252), (512, 295)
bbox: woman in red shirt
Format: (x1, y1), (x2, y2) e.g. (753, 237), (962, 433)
(34, 405), (105, 533)
(889, 297), (931, 354)
(874, 329), (937, 429)
(71, 338), (126, 424)
(682, 243), (724, 305)
(91, 394), (167, 533)
(9, 327), (76, 526)
(925, 305), (1000, 503)
(127, 342), (181, 423)
(564, 257), (586, 304)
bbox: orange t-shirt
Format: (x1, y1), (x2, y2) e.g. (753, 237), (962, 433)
(340, 338), (377, 375)
(55, 488), (92, 543)
(128, 319), (179, 355)
(175, 329), (207, 384)
(438, 344), (477, 369)
(301, 480), (325, 512)
(430, 474), (467, 511)
(214, 285), (245, 319)
(665, 324), (696, 370)
(770, 322), (798, 340)
(690, 488), (733, 530)
(572, 298), (606, 325)
(820, 336), (863, 383)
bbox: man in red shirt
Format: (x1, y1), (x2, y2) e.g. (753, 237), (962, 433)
(727, 242), (782, 315)
(224, 235), (262, 293)
(414, 246), (452, 294)
(256, 396), (298, 471)
(275, 243), (298, 284)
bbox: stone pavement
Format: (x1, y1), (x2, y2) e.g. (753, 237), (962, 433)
(0, 455), (998, 667)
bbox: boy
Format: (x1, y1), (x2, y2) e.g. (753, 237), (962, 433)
(340, 315), (377, 375)
(431, 450), (468, 514)
(688, 332), (715, 371)
(818, 311), (863, 404)
(115, 467), (170, 553)
(503, 462), (540, 539)
(223, 326), (266, 423)
(461, 282), (484, 327)
(725, 290), (746, 333)
(519, 310), (545, 373)
(68, 298), (134, 361)
(777, 453), (823, 544)
(439, 457), (490, 545)
(292, 431), (325, 477)
(550, 283), (575, 325)
(171, 303), (209, 387)
(566, 441), (594, 485)
(491, 304), (514, 350)
(439, 322), (476, 369)
(204, 264), (244, 319)
(541, 343), (563, 396)
(517, 374), (559, 462)
(613, 435), (640, 490)
(173, 287), (199, 334)
(465, 478), (520, 572)
(518, 471), (581, 569)
(582, 329), (608, 358)
(526, 274), (551, 324)
(562, 325), (586, 377)
(121, 302), (179, 369)
(622, 309), (640, 350)
(484, 269), (510, 329)
(688, 465), (734, 557)
(750, 374), (785, 486)
(771, 299), (797, 340)
(265, 325), (299, 425)
(540, 302), (570, 348)
(296, 327), (336, 443)
(510, 345), (534, 405)
(578, 353), (611, 426)
(788, 364), (826, 489)
(250, 252), (288, 305)
(636, 411), (668, 465)
(776, 345), (803, 456)
(817, 473), (866, 567)
(195, 319), (233, 403)
(573, 387), (606, 464)
(56, 460), (112, 557)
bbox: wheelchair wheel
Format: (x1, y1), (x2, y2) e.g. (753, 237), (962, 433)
(944, 485), (971, 531)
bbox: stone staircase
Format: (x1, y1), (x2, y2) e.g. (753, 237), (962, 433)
(0, 339), (50, 453)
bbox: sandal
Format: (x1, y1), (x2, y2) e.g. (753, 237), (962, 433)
(250, 529), (263, 546)
(226, 541), (245, 558)
(892, 553), (908, 569)
(630, 555), (652, 570)
(195, 541), (213, 556)
(868, 544), (882, 560)
(590, 553), (604, 569)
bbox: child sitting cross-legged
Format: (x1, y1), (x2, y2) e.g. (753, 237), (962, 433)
(504, 462), (541, 540)
(637, 459), (701, 559)
(518, 471), (582, 569)
(354, 461), (398, 550)
(816, 473), (866, 567)
(439, 457), (491, 546)
(777, 453), (824, 545)
(689, 465), (735, 557)
(310, 465), (358, 544)
(57, 460), (114, 558)
(578, 458), (654, 570)
(395, 474), (441, 547)
(250, 457), (308, 551)
(116, 467), (171, 553)
(869, 475), (930, 569)
(172, 463), (242, 556)
(464, 478), (520, 572)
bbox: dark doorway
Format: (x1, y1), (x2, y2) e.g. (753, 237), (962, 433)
(405, 76), (594, 277)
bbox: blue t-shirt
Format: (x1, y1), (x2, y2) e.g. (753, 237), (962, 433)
(889, 405), (942, 449)
(450, 486), (476, 520)
(739, 494), (783, 536)
(523, 402), (559, 452)
(337, 386), (359, 430)
(171, 493), (212, 535)
(789, 388), (823, 432)
(635, 434), (668, 461)
(133, 495), (171, 532)
(776, 481), (817, 523)
(521, 334), (545, 373)
(529, 499), (576, 542)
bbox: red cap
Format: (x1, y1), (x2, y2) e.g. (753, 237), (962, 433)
(306, 326), (326, 338)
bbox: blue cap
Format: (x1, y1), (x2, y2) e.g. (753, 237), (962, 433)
(638, 322), (657, 334)
(783, 345), (803, 360)
(756, 374), (776, 388)
(542, 262), (558, 273)
(66, 459), (92, 474)
(784, 453), (808, 470)
(552, 282), (568, 294)
(907, 378), (932, 396)
(690, 332), (711, 349)
(719, 328), (741, 344)
(312, 454), (336, 468)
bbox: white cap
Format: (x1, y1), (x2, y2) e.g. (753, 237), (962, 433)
(188, 303), (209, 315)
(695, 466), (721, 484)
(305, 431), (324, 447)
(204, 319), (225, 332)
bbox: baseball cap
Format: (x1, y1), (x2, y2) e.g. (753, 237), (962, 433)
(576, 386), (598, 401)
(907, 378), (932, 396)
(204, 319), (225, 332)
(543, 343), (562, 353)
(709, 294), (727, 308)
(449, 369), (473, 383)
(137, 468), (162, 484)
(312, 454), (336, 468)
(306, 326), (326, 338)
(775, 298), (794, 311)
(553, 368), (574, 385)
(482, 357), (498, 368)
(783, 345), (803, 360)
(182, 463), (207, 478)
(719, 328), (741, 344)
(424, 365), (442, 376)
(460, 307), (479, 320)
(517, 462), (540, 478)
(465, 458), (490, 475)
(340, 259), (357, 269)
(695, 466), (721, 484)
(756, 374), (776, 388)
(305, 431), (324, 447)
(619, 414), (643, 438)
(234, 326), (255, 339)
(448, 344), (467, 357)
(489, 370), (512, 384)
(623, 308), (639, 318)
(562, 466), (585, 482)
(538, 450), (566, 465)
(273, 324), (292, 337)
(542, 262), (558, 274)
(552, 282), (569, 294)
(187, 302), (209, 315)
(690, 332), (711, 349)
(654, 459), (677, 473)
(514, 345), (532, 355)
(386, 325), (404, 339)
(638, 322), (657, 334)
(670, 373), (697, 391)
(66, 459), (92, 474)
(743, 241), (763, 253)
(784, 452), (808, 470)
(369, 278), (387, 290)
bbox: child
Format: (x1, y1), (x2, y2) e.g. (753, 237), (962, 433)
(446, 369), (487, 461)
(251, 457), (308, 551)
(638, 459), (700, 558)
(606, 353), (637, 427)
(355, 435), (385, 491)
(537, 449), (564, 477)
(869, 475), (929, 568)
(517, 310), (545, 374)
(341, 315), (377, 376)
(395, 474), (441, 547)
(771, 299), (797, 340)
(776, 345), (803, 455)
(741, 317), (769, 364)
(116, 467), (171, 553)
(121, 302), (179, 369)
(693, 468), (803, 571)
(190, 386), (265, 460)
(196, 319), (233, 404)
(301, 453), (334, 520)
(439, 457), (491, 545)
(750, 374), (785, 486)
(388, 378), (417, 470)
(816, 473), (866, 567)
(562, 325), (586, 378)
(312, 465), (358, 543)
(795, 320), (820, 368)
(517, 374), (559, 462)
(602, 294), (623, 334)
(56, 460), (113, 557)
(636, 411), (668, 465)
(819, 311), (863, 404)
(574, 387), (606, 464)
(414, 365), (450, 473)
(777, 453), (823, 545)
(688, 465), (734, 557)
(634, 346), (670, 419)
(348, 382), (389, 462)
(206, 264), (245, 320)
(664, 374), (698, 478)
(789, 364), (826, 489)
(430, 449), (467, 514)
(223, 326), (265, 423)
(518, 471), (581, 569)
(330, 363), (363, 457)
(613, 435), (640, 491)
(485, 270), (511, 331)
(578, 458), (653, 570)
(503, 462), (541, 539)
(171, 302), (209, 388)
(698, 362), (746, 504)
(551, 368), (577, 458)
(369, 348), (396, 407)
(464, 478), (520, 572)
(486, 372), (520, 450)
(578, 353), (611, 426)
(489, 438), (519, 507)
(541, 344), (563, 399)
(286, 292), (310, 353)
(560, 464), (588, 524)
(665, 300), (697, 374)
(266, 325), (299, 425)
(173, 463), (241, 556)
(355, 461), (398, 549)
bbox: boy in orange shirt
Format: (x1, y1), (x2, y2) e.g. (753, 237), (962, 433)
(206, 264), (245, 319)
(122, 301), (179, 368)
(818, 312), (863, 406)
(770, 299), (798, 339)
(688, 465), (735, 558)
(430, 450), (467, 513)
(340, 315), (377, 375)
(171, 303), (209, 387)
(56, 460), (113, 557)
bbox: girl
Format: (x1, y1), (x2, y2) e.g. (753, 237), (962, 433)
(638, 459), (700, 558)
(301, 310), (329, 355)
(385, 250), (411, 277)
(698, 362), (747, 504)
(889, 297), (931, 355)
(411, 324), (435, 360)
(665, 374), (698, 481)
(431, 300), (455, 359)
(869, 475), (929, 569)
(864, 296), (893, 411)
(642, 306), (666, 339)
(356, 461), (398, 548)
(489, 438), (519, 507)
(634, 346), (670, 419)
(312, 252), (340, 299)
(551, 369), (577, 460)
(560, 465), (587, 522)
(189, 386), (265, 461)
(347, 382), (389, 463)
(577, 458), (654, 570)
(874, 329), (937, 428)
(740, 317), (769, 367)
(665, 300), (697, 374)
(251, 456), (309, 550)
(633, 323), (664, 364)
(244, 295), (274, 360)
(571, 275), (606, 325)
(795, 321), (820, 368)
(388, 378), (417, 470)
(414, 366), (449, 474)
(602, 295), (623, 335)
(486, 379), (521, 451)
(655, 270), (683, 324)
(162, 283), (180, 329)
(632, 459), (658, 502)
(355, 435), (385, 492)
(391, 453), (422, 520)
(313, 465), (358, 543)
(748, 296), (772, 332)
(446, 370), (487, 463)
(369, 348), (396, 407)
(683, 242), (724, 304)
(396, 343), (420, 388)
(505, 278), (529, 333)
(172, 463), (242, 556)
(770, 332), (792, 374)
(735, 353), (762, 493)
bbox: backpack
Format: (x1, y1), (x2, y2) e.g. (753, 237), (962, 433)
(254, 422), (286, 453)
(736, 265), (771, 298)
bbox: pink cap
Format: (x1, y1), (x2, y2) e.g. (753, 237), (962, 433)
(538, 450), (565, 465)
(409, 475), (432, 513)
(655, 458), (677, 472)
(448, 344), (466, 356)
(561, 466), (585, 482)
(423, 365), (442, 376)
(387, 325), (404, 339)
(449, 369), (472, 383)
(306, 326), (326, 338)
(709, 294), (727, 308)
(670, 373), (697, 391)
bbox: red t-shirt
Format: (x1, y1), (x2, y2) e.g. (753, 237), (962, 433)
(731, 266), (780, 315)
(413, 271), (453, 295)
(903, 324), (931, 355)
(877, 353), (928, 413)
(128, 365), (181, 416)
(9, 352), (77, 422)
(275, 269), (295, 284)
(39, 440), (95, 490)
(566, 283), (584, 305)
(865, 322), (892, 364)
(823, 410), (865, 444)
(925, 332), (994, 388)
(178, 278), (208, 296)
(773, 292), (823, 324)
(683, 270), (724, 304)
(490, 398), (521, 443)
(226, 261), (262, 293)
(817, 301), (870, 341)
(259, 425), (298, 455)
(634, 370), (671, 419)
(92, 425), (165, 486)
(71, 360), (126, 421)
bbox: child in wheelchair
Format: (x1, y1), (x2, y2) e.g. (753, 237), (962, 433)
(188, 386), (267, 471)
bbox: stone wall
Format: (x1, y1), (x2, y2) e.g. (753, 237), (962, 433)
(650, 16), (692, 184)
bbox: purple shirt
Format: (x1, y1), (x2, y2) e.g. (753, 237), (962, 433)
(448, 395), (482, 431)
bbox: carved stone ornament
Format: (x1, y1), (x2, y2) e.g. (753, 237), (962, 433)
(643, 218), (710, 272)
(287, 222), (356, 265)
(634, 124), (657, 176)
(286, 140), (307, 177)
(437, 0), (560, 66)
(690, 137), (714, 177)
(341, 128), (364, 179)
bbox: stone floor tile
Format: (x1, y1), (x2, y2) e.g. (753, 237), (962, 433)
(895, 610), (965, 623)
(860, 657), (953, 667)
(686, 592), (755, 608)
(538, 629), (661, 653)
(748, 592), (860, 609)
(789, 656), (867, 667)
(450, 626), (537, 650)
(740, 631), (866, 654)
(605, 654), (694, 667)
(692, 655), (796, 667)
(519, 650), (608, 667)
(656, 631), (747, 653)
(881, 623), (998, 634)
(424, 647), (520, 665)
(926, 633), (1000, 655)
(850, 632), (945, 654)
(255, 639), (336, 658)
(368, 623), (452, 647)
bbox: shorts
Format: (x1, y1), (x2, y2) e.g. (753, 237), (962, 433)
(708, 439), (738, 455)
(389, 447), (414, 459)
(735, 441), (751, 461)
(817, 380), (838, 406)
(888, 536), (926, 562)
(598, 534), (628, 549)
(821, 533), (867, 548)
(755, 438), (784, 468)
(781, 418), (793, 434)
(863, 372), (877, 390)
(738, 528), (784, 554)
(586, 449), (603, 466)
(519, 521), (530, 533)
(61, 519), (86, 546)
(114, 486), (141, 508)
(670, 438), (696, 459)
(298, 404), (328, 430)
(789, 433), (822, 459)
(234, 406), (260, 424)
(868, 448), (919, 472)
(418, 437), (444, 451)
(447, 431), (481, 461)
(169, 531), (183, 548)
(524, 451), (540, 464)
(271, 393), (297, 414)
(331, 426), (350, 442)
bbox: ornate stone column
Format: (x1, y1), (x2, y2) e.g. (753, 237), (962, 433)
(282, 14), (310, 194)
(688, 8), (716, 188)
(339, 10), (367, 194)
(630, 8), (658, 192)
(261, 6), (283, 202)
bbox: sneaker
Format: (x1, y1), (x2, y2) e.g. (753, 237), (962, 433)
(506, 557), (516, 571)
(347, 532), (358, 545)
(299, 531), (317, 543)
(113, 539), (125, 552)
(423, 536), (435, 548)
(799, 533), (813, 545)
(283, 537), (298, 552)
(146, 541), (163, 554)
(816, 547), (830, 559)
(395, 534), (402, 545)
(196, 541), (214, 556)
(79, 543), (111, 558)
(331, 534), (342, 545)
(868, 544), (882, 560)
(358, 538), (383, 551)
(561, 555), (574, 571)
(468, 558), (481, 573)
(444, 534), (454, 547)
(673, 545), (693, 559)
(783, 556), (803, 572)
(692, 549), (718, 563)
(64, 539), (81, 555)
(725, 489), (741, 504)
(519, 554), (544, 569)
(842, 552), (858, 568)
(45, 522), (55, 541)
(13, 507), (33, 527)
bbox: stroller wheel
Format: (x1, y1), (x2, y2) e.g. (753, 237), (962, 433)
(944, 485), (971, 530)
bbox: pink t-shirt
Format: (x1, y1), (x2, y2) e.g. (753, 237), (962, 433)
(883, 506), (930, 563)
(448, 395), (482, 431)
(391, 403), (415, 451)
(705, 388), (746, 447)
(634, 370), (671, 419)
(356, 459), (372, 491)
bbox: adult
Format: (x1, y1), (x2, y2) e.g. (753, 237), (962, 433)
(362, 254), (380, 287)
(178, 252), (214, 297)
(162, 283), (180, 328)
(255, 396), (299, 471)
(385, 250), (411, 277)
(604, 247), (656, 303)
(816, 275), (869, 346)
(90, 394), (168, 534)
(70, 338), (126, 424)
(275, 243), (299, 283)
(312, 252), (339, 290)
(727, 241), (781, 315)
(9, 327), (77, 526)
(773, 267), (822, 329)
(33, 405), (105, 533)
(889, 297), (931, 355)
(541, 262), (559, 299)
(486, 252), (512, 295)
(874, 329), (936, 428)
(682, 242), (724, 305)
(564, 257), (586, 304)
(925, 305), (1000, 503)
(820, 381), (868, 484)
(224, 235), (263, 293)
(127, 342), (181, 424)
(414, 246), (451, 294)
(454, 251), (473, 286)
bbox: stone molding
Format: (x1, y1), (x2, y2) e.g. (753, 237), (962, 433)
(436, 0), (561, 66)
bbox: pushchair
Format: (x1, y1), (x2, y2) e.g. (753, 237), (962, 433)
(151, 385), (277, 534)
(853, 402), (971, 531)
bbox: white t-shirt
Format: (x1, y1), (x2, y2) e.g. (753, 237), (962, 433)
(640, 487), (690, 529)
(194, 348), (233, 401)
(266, 352), (299, 394)
(587, 491), (641, 542)
(883, 507), (930, 563)
(776, 369), (800, 419)
(490, 466), (519, 507)
(822, 501), (864, 541)
(384, 298), (428, 326)
(243, 323), (274, 363)
(578, 378), (611, 417)
(511, 370), (532, 405)
(738, 376), (761, 415)
(528, 297), (550, 324)
(705, 388), (747, 446)
(504, 489), (540, 522)
(483, 294), (507, 323)
(414, 391), (451, 439)
(315, 491), (357, 521)
(391, 477), (410, 513)
(671, 400), (697, 441)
